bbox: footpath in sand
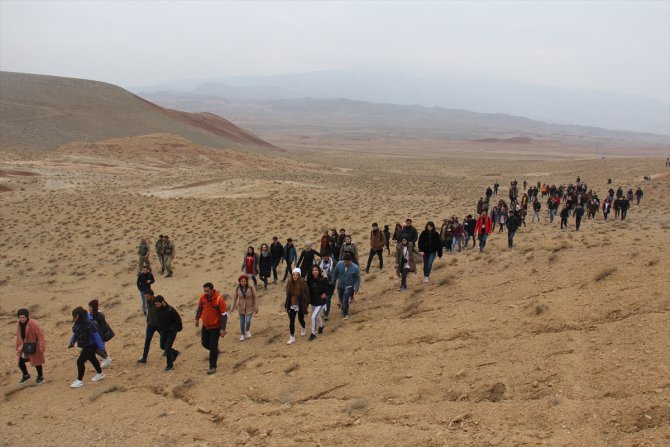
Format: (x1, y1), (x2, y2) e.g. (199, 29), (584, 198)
(1, 138), (669, 447)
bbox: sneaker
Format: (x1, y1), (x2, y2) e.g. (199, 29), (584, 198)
(318, 326), (324, 334)
(101, 358), (112, 368)
(207, 368), (217, 375)
(239, 335), (245, 341)
(19, 374), (30, 384)
(70, 379), (84, 388)
(91, 372), (105, 382)
(423, 277), (429, 284)
(343, 315), (349, 320)
(309, 334), (316, 341)
(287, 336), (296, 345)
(36, 376), (44, 384)
(137, 358), (147, 364)
(245, 331), (252, 338)
(300, 327), (306, 336)
(164, 365), (174, 372)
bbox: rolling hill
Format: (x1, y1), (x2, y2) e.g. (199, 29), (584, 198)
(0, 71), (278, 153)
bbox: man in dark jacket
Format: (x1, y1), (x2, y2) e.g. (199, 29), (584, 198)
(619, 197), (629, 220)
(270, 237), (284, 284)
(635, 187), (643, 205)
(153, 296), (181, 372)
(137, 290), (160, 364)
(560, 205), (570, 229)
(507, 213), (520, 249)
(136, 266), (155, 316)
(574, 203), (584, 231)
(400, 219), (418, 245)
(282, 238), (297, 282)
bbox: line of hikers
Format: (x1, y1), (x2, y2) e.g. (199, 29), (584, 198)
(15, 175), (646, 386)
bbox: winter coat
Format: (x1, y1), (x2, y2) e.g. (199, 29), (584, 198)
(284, 244), (297, 263)
(137, 271), (155, 292)
(195, 289), (227, 330)
(70, 320), (105, 351)
(16, 319), (46, 366)
(231, 285), (259, 316)
(395, 243), (419, 276)
(284, 283), (309, 314)
(306, 276), (332, 306)
(474, 216), (493, 235)
(507, 215), (520, 232)
(155, 305), (182, 334)
(241, 253), (259, 275)
(297, 249), (319, 273)
(369, 229), (386, 251)
(340, 243), (359, 262)
(400, 226), (418, 245)
(418, 230), (443, 257)
(270, 242), (284, 263)
(259, 252), (272, 277)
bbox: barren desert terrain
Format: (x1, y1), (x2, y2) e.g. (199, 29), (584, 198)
(1, 131), (669, 447)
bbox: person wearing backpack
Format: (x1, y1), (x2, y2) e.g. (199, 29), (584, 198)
(153, 296), (181, 372)
(16, 308), (46, 384)
(195, 283), (227, 375)
(68, 306), (105, 388)
(88, 299), (114, 368)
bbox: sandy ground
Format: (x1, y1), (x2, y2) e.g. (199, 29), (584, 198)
(0, 136), (669, 447)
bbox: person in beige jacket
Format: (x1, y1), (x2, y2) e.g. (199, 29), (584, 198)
(230, 275), (258, 341)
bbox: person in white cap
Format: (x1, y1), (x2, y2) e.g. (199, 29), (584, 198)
(284, 268), (309, 344)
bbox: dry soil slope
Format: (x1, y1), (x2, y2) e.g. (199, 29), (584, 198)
(0, 71), (278, 153)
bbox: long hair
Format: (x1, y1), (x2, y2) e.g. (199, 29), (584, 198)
(286, 274), (308, 299)
(71, 306), (87, 323)
(306, 265), (322, 286)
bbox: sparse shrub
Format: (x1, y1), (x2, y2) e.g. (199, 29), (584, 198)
(595, 267), (617, 281)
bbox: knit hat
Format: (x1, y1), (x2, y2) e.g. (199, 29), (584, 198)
(292, 268), (301, 275)
(88, 299), (99, 311)
(17, 308), (29, 318)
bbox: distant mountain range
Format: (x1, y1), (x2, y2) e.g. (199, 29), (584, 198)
(132, 69), (670, 136)
(0, 71), (276, 153)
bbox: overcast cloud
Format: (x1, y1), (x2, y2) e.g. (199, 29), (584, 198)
(1, 0), (668, 102)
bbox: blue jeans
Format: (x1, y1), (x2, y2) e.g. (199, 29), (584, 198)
(337, 287), (354, 317)
(451, 237), (462, 253)
(141, 324), (160, 360)
(423, 252), (437, 277)
(159, 331), (177, 367)
(139, 291), (147, 315)
(479, 234), (488, 252)
(323, 288), (335, 317)
(239, 314), (252, 335)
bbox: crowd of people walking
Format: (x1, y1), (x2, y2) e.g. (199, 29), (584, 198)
(13, 175), (646, 386)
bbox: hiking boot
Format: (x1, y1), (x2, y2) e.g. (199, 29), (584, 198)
(309, 334), (316, 341)
(137, 358), (147, 364)
(19, 374), (30, 384)
(287, 336), (296, 345)
(91, 372), (105, 382)
(318, 326), (324, 334)
(70, 379), (84, 388)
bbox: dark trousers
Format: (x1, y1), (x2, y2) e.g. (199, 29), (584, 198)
(575, 216), (582, 231)
(77, 346), (101, 380)
(272, 259), (281, 281)
(201, 327), (220, 369)
(282, 261), (294, 281)
(621, 209), (627, 220)
(142, 324), (160, 360)
(508, 230), (516, 248)
(19, 357), (43, 378)
(159, 331), (178, 367)
(560, 217), (568, 229)
(365, 249), (383, 272)
(288, 309), (305, 336)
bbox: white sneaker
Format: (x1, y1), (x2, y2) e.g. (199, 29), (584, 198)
(343, 315), (349, 320)
(70, 379), (84, 388)
(101, 358), (112, 368)
(239, 335), (245, 341)
(287, 336), (296, 345)
(91, 372), (105, 382)
(300, 328), (306, 336)
(423, 277), (429, 284)
(245, 331), (252, 338)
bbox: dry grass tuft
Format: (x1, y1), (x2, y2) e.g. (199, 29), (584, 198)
(594, 267), (617, 281)
(342, 398), (368, 414)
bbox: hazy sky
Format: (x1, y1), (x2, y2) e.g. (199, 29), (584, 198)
(1, 0), (669, 102)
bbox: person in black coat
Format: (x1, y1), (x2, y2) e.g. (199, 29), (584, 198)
(136, 266), (155, 316)
(296, 242), (320, 278)
(507, 213), (520, 249)
(305, 265), (332, 340)
(383, 225), (391, 255)
(418, 221), (442, 284)
(258, 243), (273, 289)
(269, 237), (284, 284)
(153, 296), (181, 372)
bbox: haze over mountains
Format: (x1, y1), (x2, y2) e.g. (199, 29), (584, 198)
(133, 69), (670, 137)
(0, 71), (276, 153)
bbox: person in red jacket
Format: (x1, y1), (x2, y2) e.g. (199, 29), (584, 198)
(474, 211), (493, 253)
(195, 282), (228, 375)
